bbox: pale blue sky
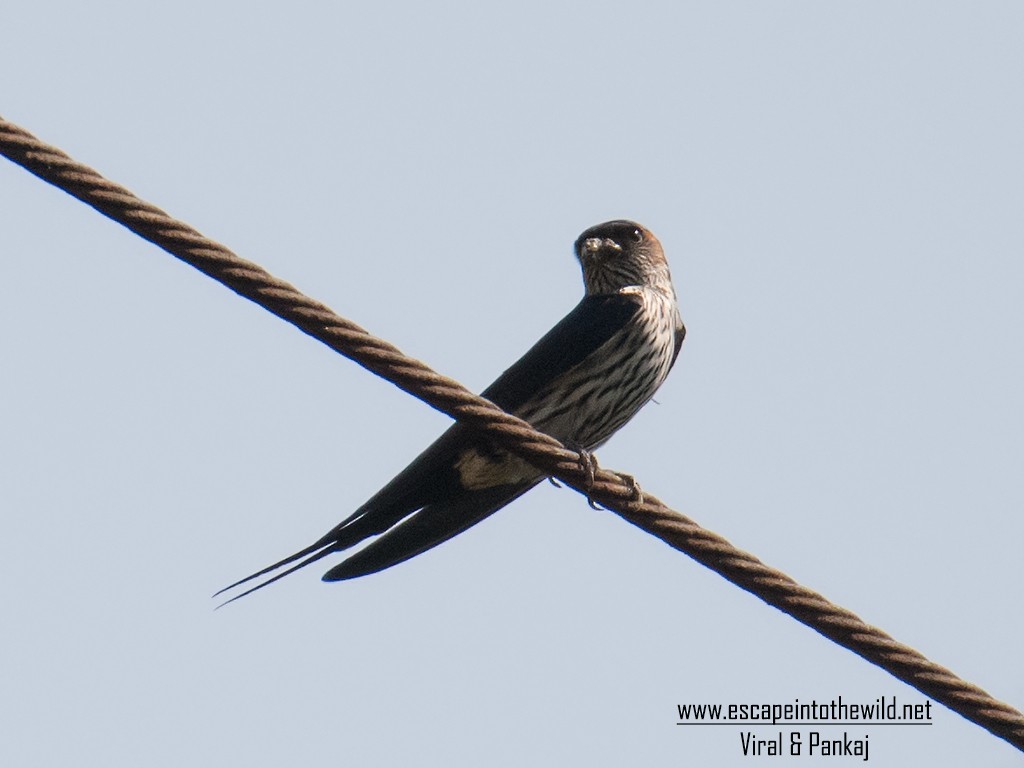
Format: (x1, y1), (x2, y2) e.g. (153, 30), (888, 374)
(2, 3), (1023, 766)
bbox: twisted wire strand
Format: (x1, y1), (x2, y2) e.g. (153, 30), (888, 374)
(3, 115), (1022, 751)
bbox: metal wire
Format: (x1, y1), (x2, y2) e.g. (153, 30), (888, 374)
(2, 114), (1022, 751)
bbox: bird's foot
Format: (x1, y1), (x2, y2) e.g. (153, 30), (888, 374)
(615, 472), (644, 507)
(564, 445), (601, 509)
(552, 445), (612, 510)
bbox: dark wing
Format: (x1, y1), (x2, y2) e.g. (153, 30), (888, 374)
(216, 294), (642, 602)
(482, 293), (643, 410)
(322, 482), (538, 581)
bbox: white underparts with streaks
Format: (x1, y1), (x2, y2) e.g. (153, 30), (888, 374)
(454, 284), (681, 491)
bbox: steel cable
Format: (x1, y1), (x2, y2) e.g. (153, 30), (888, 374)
(2, 115), (1021, 750)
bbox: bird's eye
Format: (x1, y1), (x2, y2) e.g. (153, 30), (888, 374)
(631, 228), (643, 243)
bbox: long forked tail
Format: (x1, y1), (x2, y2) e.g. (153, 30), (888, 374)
(213, 537), (337, 608)
(214, 481), (540, 605)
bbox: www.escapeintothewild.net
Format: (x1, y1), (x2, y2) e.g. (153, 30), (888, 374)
(677, 695), (933, 724)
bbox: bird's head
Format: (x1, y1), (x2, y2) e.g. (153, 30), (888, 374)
(574, 220), (671, 296)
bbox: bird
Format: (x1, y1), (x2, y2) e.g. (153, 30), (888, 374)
(217, 219), (685, 603)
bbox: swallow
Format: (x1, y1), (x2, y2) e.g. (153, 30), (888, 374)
(217, 220), (684, 602)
